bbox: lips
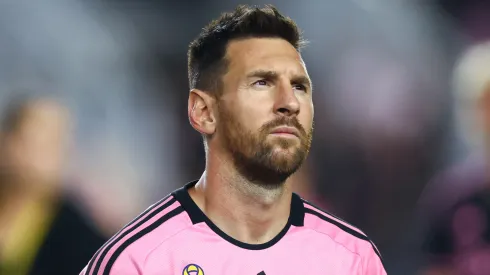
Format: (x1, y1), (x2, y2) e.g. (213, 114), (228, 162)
(270, 126), (300, 137)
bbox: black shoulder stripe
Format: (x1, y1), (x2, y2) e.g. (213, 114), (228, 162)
(85, 194), (173, 274)
(87, 195), (177, 275)
(304, 208), (369, 241)
(103, 206), (185, 275)
(302, 200), (365, 234)
(304, 208), (384, 263)
(302, 199), (384, 260)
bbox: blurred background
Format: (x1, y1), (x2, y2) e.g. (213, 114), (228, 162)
(1, 0), (490, 274)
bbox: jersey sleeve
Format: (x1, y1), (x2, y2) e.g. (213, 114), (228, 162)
(80, 249), (142, 275)
(79, 265), (87, 275)
(362, 249), (387, 275)
(106, 250), (142, 275)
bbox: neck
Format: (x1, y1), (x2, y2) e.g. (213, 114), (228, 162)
(189, 153), (292, 245)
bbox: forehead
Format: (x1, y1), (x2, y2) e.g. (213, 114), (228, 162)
(19, 102), (68, 132)
(225, 38), (307, 75)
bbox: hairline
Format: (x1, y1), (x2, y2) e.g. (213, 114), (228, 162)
(203, 36), (305, 96)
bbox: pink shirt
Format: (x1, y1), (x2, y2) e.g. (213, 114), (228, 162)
(81, 181), (386, 275)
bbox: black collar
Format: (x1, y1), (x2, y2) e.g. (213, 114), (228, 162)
(173, 180), (305, 250)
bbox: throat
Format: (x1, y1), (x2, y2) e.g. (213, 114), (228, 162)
(215, 207), (289, 245)
(228, 194), (290, 244)
(189, 177), (292, 245)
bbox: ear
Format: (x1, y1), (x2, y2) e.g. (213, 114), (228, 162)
(188, 89), (217, 136)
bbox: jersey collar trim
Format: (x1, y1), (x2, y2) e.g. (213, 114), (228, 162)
(172, 180), (305, 250)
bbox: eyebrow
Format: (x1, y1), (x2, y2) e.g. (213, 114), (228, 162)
(246, 69), (279, 80)
(246, 69), (312, 88)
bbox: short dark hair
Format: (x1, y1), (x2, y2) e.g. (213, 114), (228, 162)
(187, 5), (306, 95)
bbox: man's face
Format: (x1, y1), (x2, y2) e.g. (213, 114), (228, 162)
(215, 37), (314, 183)
(3, 101), (69, 187)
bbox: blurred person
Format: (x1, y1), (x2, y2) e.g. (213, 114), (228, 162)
(81, 5), (386, 275)
(419, 41), (490, 275)
(0, 96), (105, 275)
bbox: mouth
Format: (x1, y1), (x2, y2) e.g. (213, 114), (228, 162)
(270, 126), (300, 138)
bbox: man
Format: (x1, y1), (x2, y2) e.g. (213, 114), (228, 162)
(0, 96), (106, 274)
(81, 5), (386, 274)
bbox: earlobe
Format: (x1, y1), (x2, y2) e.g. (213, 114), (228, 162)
(188, 89), (216, 135)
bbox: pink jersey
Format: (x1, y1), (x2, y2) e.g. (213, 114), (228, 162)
(81, 181), (387, 275)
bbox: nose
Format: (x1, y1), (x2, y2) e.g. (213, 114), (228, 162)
(273, 81), (300, 117)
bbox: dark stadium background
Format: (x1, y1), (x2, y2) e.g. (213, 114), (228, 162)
(1, 0), (489, 274)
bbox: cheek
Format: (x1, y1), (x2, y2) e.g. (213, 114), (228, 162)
(234, 112), (260, 134)
(218, 103), (249, 135)
(300, 102), (314, 128)
(235, 99), (269, 131)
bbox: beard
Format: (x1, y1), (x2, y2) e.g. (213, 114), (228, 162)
(217, 104), (313, 186)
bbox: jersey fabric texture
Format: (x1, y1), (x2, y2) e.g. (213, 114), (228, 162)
(81, 181), (387, 275)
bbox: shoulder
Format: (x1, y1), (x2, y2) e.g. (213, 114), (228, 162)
(33, 199), (107, 275)
(82, 194), (192, 275)
(300, 197), (383, 263)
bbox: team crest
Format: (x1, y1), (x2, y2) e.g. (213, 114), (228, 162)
(182, 264), (204, 275)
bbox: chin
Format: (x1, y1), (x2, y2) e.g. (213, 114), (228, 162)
(271, 147), (303, 159)
(269, 142), (302, 154)
(267, 155), (303, 174)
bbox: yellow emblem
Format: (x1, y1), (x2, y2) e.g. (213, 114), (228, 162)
(182, 264), (204, 275)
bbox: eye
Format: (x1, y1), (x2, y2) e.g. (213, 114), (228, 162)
(293, 84), (307, 92)
(253, 80), (268, 87)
